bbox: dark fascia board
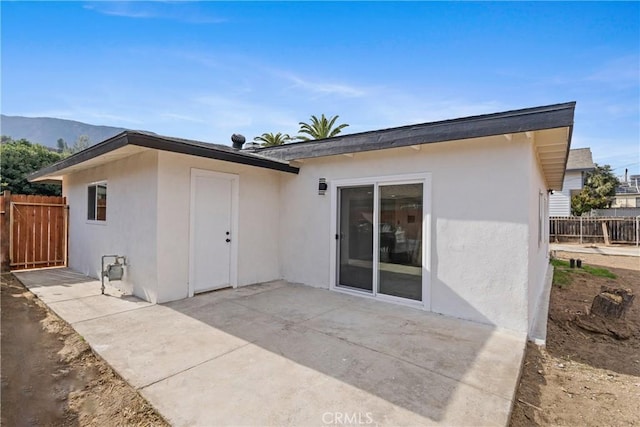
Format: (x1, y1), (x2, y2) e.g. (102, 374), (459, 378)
(29, 131), (299, 181)
(126, 132), (299, 173)
(28, 132), (130, 181)
(257, 102), (577, 161)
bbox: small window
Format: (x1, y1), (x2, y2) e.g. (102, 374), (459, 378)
(88, 182), (107, 221)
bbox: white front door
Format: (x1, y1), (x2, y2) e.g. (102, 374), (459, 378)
(189, 169), (237, 295)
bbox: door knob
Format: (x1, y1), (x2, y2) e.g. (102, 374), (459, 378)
(226, 238), (231, 243)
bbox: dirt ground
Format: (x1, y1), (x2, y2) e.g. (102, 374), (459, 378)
(1, 273), (168, 427)
(510, 252), (640, 426)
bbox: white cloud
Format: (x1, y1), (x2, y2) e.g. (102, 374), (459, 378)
(281, 73), (368, 98)
(585, 55), (640, 89)
(83, 2), (226, 24)
(83, 3), (153, 19)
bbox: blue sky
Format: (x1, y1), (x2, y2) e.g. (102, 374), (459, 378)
(2, 1), (639, 175)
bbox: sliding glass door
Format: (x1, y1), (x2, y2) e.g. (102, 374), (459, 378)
(336, 181), (424, 303)
(337, 186), (374, 292)
(378, 183), (423, 301)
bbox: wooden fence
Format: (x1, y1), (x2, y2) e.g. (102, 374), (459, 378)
(0, 191), (68, 271)
(549, 216), (639, 245)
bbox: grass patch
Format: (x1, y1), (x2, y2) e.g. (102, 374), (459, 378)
(551, 259), (570, 269)
(582, 265), (617, 279)
(550, 257), (616, 288)
(553, 268), (572, 288)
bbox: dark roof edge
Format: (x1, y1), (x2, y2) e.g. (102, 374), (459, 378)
(257, 102), (576, 161)
(29, 131), (299, 181)
(28, 132), (130, 181)
(125, 132), (299, 173)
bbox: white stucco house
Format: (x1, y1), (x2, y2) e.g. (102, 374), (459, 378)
(30, 102), (576, 341)
(548, 147), (594, 216)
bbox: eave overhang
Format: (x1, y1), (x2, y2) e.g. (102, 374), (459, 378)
(257, 102), (575, 189)
(29, 131), (300, 182)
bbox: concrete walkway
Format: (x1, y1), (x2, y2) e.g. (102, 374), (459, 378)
(550, 243), (640, 257)
(15, 268), (526, 427)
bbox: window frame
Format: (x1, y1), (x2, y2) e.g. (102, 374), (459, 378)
(87, 181), (108, 224)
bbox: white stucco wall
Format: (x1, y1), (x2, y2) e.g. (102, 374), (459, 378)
(278, 135), (532, 333)
(63, 150), (160, 302)
(526, 140), (551, 339)
(62, 133), (552, 335)
(549, 171), (583, 216)
(155, 151), (282, 303)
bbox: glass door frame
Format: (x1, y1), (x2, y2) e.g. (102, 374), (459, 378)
(329, 173), (432, 310)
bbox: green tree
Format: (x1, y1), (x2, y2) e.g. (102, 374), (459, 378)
(296, 114), (349, 141)
(56, 135), (92, 157)
(253, 132), (292, 147)
(57, 138), (68, 153)
(73, 134), (90, 152)
(571, 164), (620, 216)
(0, 137), (63, 195)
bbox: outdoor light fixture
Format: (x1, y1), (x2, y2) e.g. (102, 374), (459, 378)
(318, 178), (328, 195)
(547, 189), (554, 194)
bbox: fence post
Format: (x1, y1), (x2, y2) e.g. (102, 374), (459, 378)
(636, 216), (639, 247)
(579, 216), (583, 245)
(1, 190), (11, 272)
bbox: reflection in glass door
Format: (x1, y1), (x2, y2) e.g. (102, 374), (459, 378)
(337, 186), (374, 292)
(378, 184), (423, 301)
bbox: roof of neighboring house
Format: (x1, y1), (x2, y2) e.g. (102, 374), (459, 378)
(565, 148), (595, 171)
(29, 130), (300, 182)
(30, 102), (575, 189)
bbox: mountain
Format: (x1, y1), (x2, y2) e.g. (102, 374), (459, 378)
(0, 115), (127, 148)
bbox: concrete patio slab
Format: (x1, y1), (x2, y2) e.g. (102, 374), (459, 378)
(14, 268), (152, 323)
(142, 337), (511, 427)
(14, 268), (110, 302)
(73, 303), (260, 388)
(164, 298), (290, 344)
(15, 268), (96, 287)
(14, 268), (526, 427)
(303, 302), (523, 400)
(163, 279), (288, 311)
(47, 294), (152, 324)
(230, 283), (361, 323)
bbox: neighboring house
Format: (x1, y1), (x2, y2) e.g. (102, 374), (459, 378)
(29, 102), (575, 341)
(611, 193), (640, 209)
(612, 174), (640, 208)
(548, 147), (594, 216)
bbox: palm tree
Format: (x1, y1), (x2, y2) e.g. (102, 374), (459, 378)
(253, 132), (292, 147)
(296, 114), (349, 141)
